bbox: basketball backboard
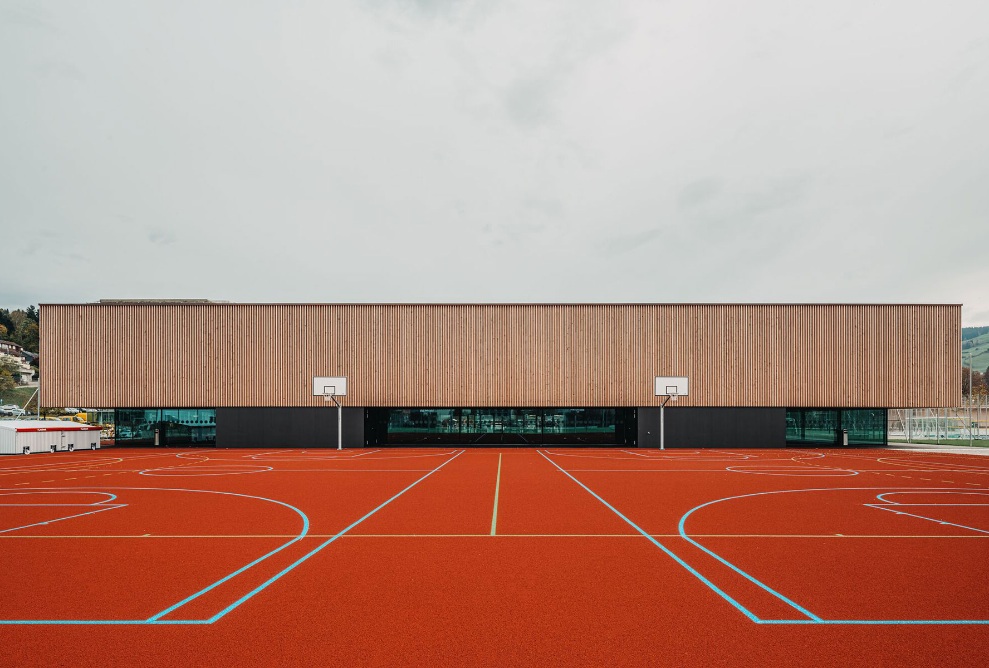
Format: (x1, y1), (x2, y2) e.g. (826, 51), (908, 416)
(312, 376), (348, 397)
(655, 376), (688, 397)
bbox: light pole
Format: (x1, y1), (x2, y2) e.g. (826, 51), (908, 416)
(969, 350), (974, 447)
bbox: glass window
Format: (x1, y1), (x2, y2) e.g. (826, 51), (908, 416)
(842, 408), (887, 445)
(114, 409), (161, 444)
(786, 408), (887, 446)
(163, 409), (217, 445)
(383, 408), (622, 445)
(112, 408), (216, 446)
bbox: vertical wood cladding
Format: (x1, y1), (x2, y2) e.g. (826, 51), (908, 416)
(40, 303), (961, 408)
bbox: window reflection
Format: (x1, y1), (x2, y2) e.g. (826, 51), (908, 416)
(385, 408), (621, 445)
(786, 408), (887, 446)
(113, 408), (216, 445)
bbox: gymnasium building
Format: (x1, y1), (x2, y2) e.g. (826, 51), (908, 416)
(40, 302), (960, 449)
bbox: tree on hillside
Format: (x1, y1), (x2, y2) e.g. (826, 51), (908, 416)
(0, 307), (40, 353)
(962, 326), (989, 340)
(0, 359), (19, 394)
(16, 322), (39, 352)
(0, 310), (13, 338)
(962, 367), (988, 397)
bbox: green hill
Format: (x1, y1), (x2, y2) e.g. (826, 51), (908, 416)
(962, 326), (989, 373)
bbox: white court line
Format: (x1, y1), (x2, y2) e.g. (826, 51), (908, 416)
(246, 451), (459, 461)
(783, 450), (827, 459)
(0, 490), (127, 534)
(548, 449), (754, 461)
(824, 452), (989, 475)
(2, 532), (988, 539)
(0, 456), (130, 473)
(0, 450), (199, 475)
(240, 468), (435, 473)
(562, 469), (745, 473)
(295, 449), (376, 458)
(0, 506), (125, 534)
(0, 468), (437, 473)
(866, 505), (989, 535)
(139, 465), (274, 477)
(876, 491), (989, 503)
(246, 450), (297, 459)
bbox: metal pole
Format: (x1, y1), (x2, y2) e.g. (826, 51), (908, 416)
(23, 388), (39, 418)
(660, 400), (665, 450)
(332, 396), (343, 450)
(327, 395), (344, 450)
(970, 352), (974, 446)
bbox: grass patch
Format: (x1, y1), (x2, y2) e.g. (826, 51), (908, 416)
(889, 438), (989, 448)
(0, 385), (38, 410)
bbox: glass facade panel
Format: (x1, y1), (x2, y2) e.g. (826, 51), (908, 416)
(841, 408), (887, 445)
(113, 409), (216, 446)
(383, 408), (624, 445)
(786, 408), (887, 446)
(115, 409), (161, 445)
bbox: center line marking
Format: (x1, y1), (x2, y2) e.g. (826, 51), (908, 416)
(490, 453), (502, 536)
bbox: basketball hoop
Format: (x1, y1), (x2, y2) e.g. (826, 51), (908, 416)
(654, 377), (689, 451)
(313, 376), (348, 450)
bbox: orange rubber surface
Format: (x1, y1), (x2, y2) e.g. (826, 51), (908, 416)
(1, 447), (988, 666)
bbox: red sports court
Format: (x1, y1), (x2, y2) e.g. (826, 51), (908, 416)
(1, 446), (987, 666)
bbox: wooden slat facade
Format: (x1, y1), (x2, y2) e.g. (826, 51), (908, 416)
(40, 303), (961, 409)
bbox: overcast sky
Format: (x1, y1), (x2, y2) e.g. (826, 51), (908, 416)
(2, 0), (988, 324)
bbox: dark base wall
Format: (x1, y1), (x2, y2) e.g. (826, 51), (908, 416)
(215, 407), (364, 448)
(218, 407), (784, 448)
(637, 407), (787, 448)
(111, 406), (877, 449)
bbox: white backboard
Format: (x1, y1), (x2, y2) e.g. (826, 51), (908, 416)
(655, 376), (688, 397)
(312, 376), (348, 396)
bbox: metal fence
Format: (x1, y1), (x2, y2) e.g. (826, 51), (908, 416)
(888, 398), (989, 443)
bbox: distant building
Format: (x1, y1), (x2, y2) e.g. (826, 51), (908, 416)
(0, 340), (24, 356)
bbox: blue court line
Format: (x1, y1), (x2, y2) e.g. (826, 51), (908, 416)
(758, 619), (989, 625)
(678, 501), (821, 621)
(0, 486), (312, 626)
(181, 449), (465, 624)
(537, 466), (989, 626)
(0, 620), (212, 625)
(677, 486), (989, 625)
(148, 509), (310, 620)
(536, 450), (762, 623)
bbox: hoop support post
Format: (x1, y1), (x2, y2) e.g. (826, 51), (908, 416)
(659, 394), (677, 450)
(330, 395), (342, 450)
